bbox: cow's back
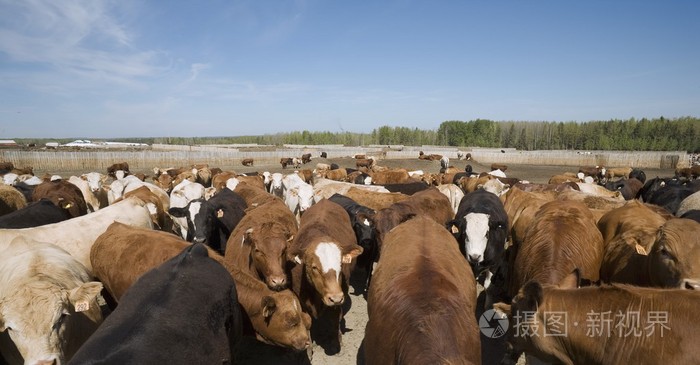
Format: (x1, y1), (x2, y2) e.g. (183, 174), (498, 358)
(365, 216), (480, 364)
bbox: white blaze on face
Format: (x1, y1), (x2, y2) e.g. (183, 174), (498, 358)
(315, 242), (342, 281)
(115, 170), (126, 180)
(297, 185), (314, 211)
(188, 201), (202, 231)
(464, 213), (490, 262)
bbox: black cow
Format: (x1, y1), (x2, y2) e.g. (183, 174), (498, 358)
(629, 168), (646, 183)
(12, 181), (35, 203)
(330, 163), (340, 170)
(681, 209), (700, 223)
(381, 181), (429, 196)
(328, 193), (377, 292)
(648, 185), (696, 215)
(320, 152), (328, 158)
(170, 188), (247, 254)
(448, 189), (508, 288)
(0, 198), (72, 228)
(68, 243), (242, 364)
(351, 172), (372, 185)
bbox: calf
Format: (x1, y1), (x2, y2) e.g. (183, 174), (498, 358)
(0, 237), (103, 365)
(241, 158), (254, 166)
(289, 200), (363, 354)
(365, 217), (480, 365)
(72, 243), (241, 364)
(224, 198), (297, 291)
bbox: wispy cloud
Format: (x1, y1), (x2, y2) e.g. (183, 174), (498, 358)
(0, 0), (167, 87)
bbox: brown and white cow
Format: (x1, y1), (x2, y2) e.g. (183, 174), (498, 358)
(0, 237), (103, 364)
(500, 278), (700, 365)
(365, 216), (481, 365)
(288, 199), (363, 354)
(224, 198), (298, 291)
(106, 162), (130, 179)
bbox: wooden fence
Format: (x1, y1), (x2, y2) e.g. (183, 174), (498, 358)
(0, 147), (688, 172)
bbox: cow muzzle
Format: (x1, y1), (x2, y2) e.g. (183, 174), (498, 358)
(267, 276), (288, 291)
(323, 292), (345, 306)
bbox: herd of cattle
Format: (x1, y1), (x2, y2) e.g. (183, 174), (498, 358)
(0, 153), (699, 364)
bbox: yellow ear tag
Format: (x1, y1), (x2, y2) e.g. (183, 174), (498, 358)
(216, 209), (224, 218)
(451, 225), (459, 234)
(75, 301), (90, 312)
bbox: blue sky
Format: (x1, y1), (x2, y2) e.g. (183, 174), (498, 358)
(1, 0), (698, 139)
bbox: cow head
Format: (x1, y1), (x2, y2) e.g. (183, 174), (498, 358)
(451, 212), (507, 274)
(254, 290), (311, 351)
(647, 219), (700, 289)
(168, 198), (204, 242)
(80, 172), (107, 193)
(292, 240), (362, 307)
(352, 211), (376, 251)
(244, 223), (294, 291)
(0, 281), (103, 364)
(269, 173), (284, 198)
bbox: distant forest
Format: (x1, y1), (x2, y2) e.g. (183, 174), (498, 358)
(14, 117), (700, 152)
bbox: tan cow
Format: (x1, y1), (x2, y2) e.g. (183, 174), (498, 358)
(0, 184), (27, 216)
(0, 237), (103, 364)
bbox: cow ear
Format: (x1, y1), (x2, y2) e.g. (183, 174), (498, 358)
(342, 246), (363, 264)
(68, 282), (103, 313)
(286, 234), (295, 243)
(559, 269), (580, 289)
(80, 174), (88, 181)
(261, 296), (276, 318)
(168, 207), (188, 218)
(521, 281), (543, 312)
(292, 255), (303, 265)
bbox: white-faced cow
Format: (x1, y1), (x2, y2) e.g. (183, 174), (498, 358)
(449, 189), (508, 289)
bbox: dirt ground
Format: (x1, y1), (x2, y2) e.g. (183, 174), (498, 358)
(40, 156), (676, 365)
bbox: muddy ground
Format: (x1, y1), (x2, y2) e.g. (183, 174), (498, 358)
(41, 156), (676, 365)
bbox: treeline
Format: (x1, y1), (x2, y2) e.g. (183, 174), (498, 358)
(12, 117), (700, 152)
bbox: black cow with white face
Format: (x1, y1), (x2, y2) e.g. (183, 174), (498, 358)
(448, 189), (508, 288)
(169, 188), (247, 254)
(68, 243), (242, 364)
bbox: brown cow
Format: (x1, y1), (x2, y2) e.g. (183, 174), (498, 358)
(236, 175), (265, 191)
(211, 171), (238, 192)
(280, 157), (293, 169)
(355, 158), (374, 169)
(500, 186), (554, 246)
(32, 180), (88, 218)
(354, 154), (366, 160)
(365, 216), (481, 365)
(301, 153), (312, 164)
(501, 279), (700, 365)
(0, 161), (14, 171)
(605, 166), (632, 179)
(107, 162), (130, 179)
(491, 163), (508, 171)
(322, 168), (348, 182)
(224, 198), (297, 291)
(152, 173), (174, 193)
(192, 166), (213, 187)
(228, 266), (311, 351)
(647, 218), (700, 289)
(373, 187), (453, 246)
(507, 200), (604, 298)
(90, 222), (225, 301)
(234, 183), (278, 208)
(343, 187), (409, 211)
(598, 200), (668, 285)
(115, 186), (171, 231)
(288, 199), (363, 354)
(370, 169), (410, 185)
(241, 158), (254, 166)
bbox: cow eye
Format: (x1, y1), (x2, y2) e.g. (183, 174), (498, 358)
(53, 313), (69, 330)
(659, 247), (671, 257)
